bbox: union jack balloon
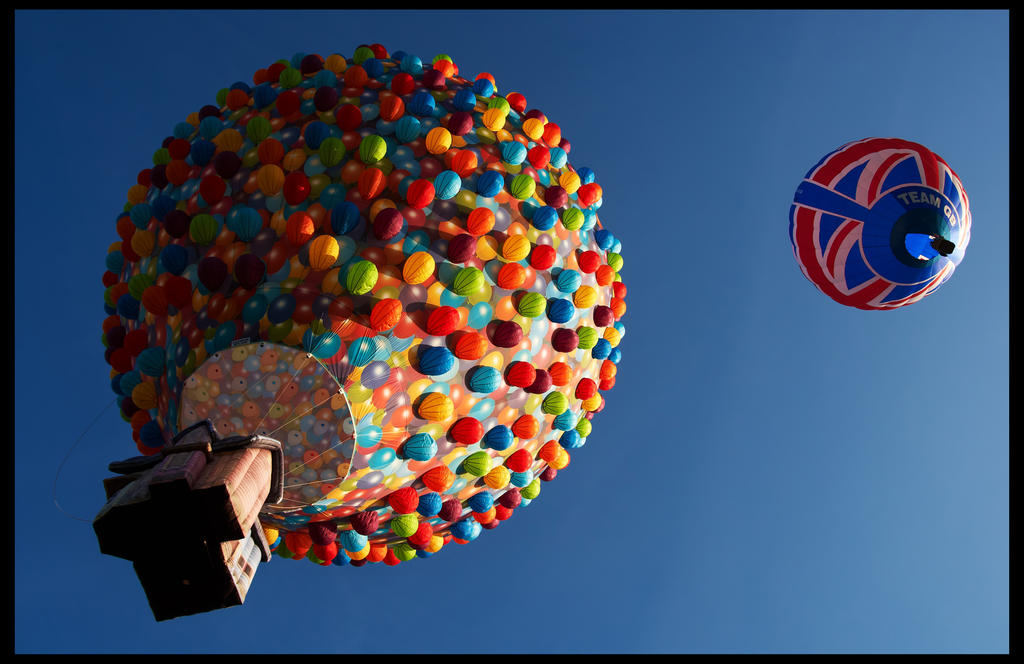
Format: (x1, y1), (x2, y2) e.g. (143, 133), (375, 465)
(789, 137), (971, 310)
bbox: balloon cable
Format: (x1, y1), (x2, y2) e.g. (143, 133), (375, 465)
(53, 396), (118, 523)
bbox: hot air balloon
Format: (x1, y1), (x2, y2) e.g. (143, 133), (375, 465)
(789, 137), (970, 310)
(93, 45), (627, 620)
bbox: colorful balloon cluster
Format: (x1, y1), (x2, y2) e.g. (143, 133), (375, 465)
(101, 44), (627, 568)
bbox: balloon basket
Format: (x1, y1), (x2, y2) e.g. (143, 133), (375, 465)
(92, 420), (283, 621)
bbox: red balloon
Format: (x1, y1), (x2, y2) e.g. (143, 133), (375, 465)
(426, 306), (460, 336)
(283, 171), (311, 206)
(529, 244), (556, 270)
(449, 417), (483, 445)
(406, 179), (435, 208)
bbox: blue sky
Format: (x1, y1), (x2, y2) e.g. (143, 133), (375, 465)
(14, 10), (1008, 654)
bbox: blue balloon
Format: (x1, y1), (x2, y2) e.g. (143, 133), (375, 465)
(560, 429), (583, 449)
(417, 345), (456, 376)
(189, 138), (216, 166)
(416, 492), (443, 517)
(151, 195), (177, 221)
(467, 491), (494, 513)
(139, 420), (165, 448)
(136, 347), (166, 377)
(402, 433), (437, 462)
(409, 90), (435, 117)
(453, 88), (476, 111)
(232, 207), (263, 242)
(554, 409), (577, 431)
(340, 529), (367, 552)
(593, 228), (615, 251)
(267, 294), (296, 324)
(510, 470), (534, 487)
(472, 78), (495, 97)
(546, 298), (575, 324)
(531, 206), (558, 231)
(483, 425), (514, 451)
(395, 115), (422, 143)
(241, 294), (268, 324)
(433, 170), (462, 200)
(303, 121), (330, 149)
(554, 269), (582, 293)
(198, 115), (224, 140)
(400, 54), (423, 75)
(451, 519), (481, 541)
(129, 203), (151, 229)
(212, 323), (236, 351)
(591, 338), (612, 360)
(252, 82), (278, 109)
(475, 170), (504, 198)
(500, 141), (527, 165)
(331, 202), (360, 235)
(466, 365), (502, 394)
(116, 292), (140, 320)
(173, 122), (194, 139)
(105, 250), (125, 274)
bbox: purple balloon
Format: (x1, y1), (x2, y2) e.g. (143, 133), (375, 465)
(233, 253), (266, 289)
(197, 256), (228, 291)
(447, 233), (476, 264)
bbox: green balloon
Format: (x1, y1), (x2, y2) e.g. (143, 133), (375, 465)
(576, 326), (598, 350)
(189, 214), (219, 245)
(393, 542), (417, 561)
(562, 207), (584, 231)
(246, 115), (272, 143)
(152, 147), (171, 166)
(359, 135), (388, 165)
(268, 319), (293, 343)
(510, 173), (536, 201)
(352, 46), (375, 64)
(487, 97), (510, 114)
(575, 417), (592, 438)
(278, 67), (302, 89)
(462, 450), (491, 477)
(127, 274), (154, 300)
(390, 513), (419, 538)
(516, 292), (547, 318)
(242, 147), (260, 169)
(215, 88), (229, 107)
(452, 266), (484, 297)
(319, 136), (346, 167)
(346, 259), (379, 295)
(520, 477), (541, 500)
(541, 391), (568, 416)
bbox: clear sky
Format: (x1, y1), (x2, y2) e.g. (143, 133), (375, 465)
(14, 9), (1008, 654)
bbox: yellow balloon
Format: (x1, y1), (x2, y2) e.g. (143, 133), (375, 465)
(484, 465), (510, 490)
(406, 378), (433, 404)
(127, 184), (149, 206)
(403, 251), (435, 284)
(476, 235), (499, 261)
(307, 235), (340, 271)
(573, 285), (597, 309)
(425, 126), (453, 154)
(482, 107), (507, 131)
(426, 281), (446, 307)
(522, 117), (544, 140)
(603, 326), (622, 347)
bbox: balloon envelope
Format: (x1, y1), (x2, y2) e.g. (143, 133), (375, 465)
(101, 45), (628, 568)
(789, 137), (971, 310)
